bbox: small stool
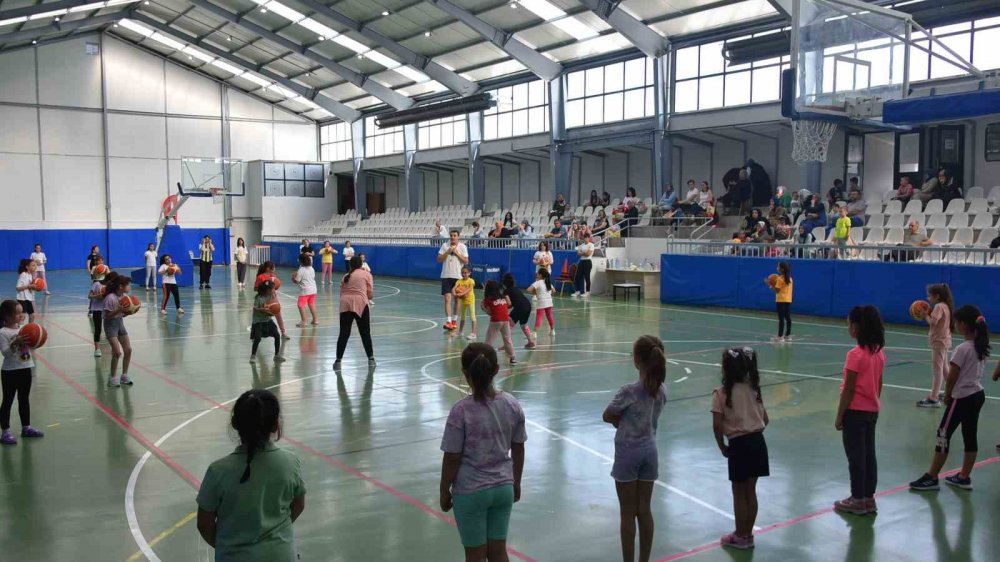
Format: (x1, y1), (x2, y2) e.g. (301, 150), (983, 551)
(612, 283), (642, 302)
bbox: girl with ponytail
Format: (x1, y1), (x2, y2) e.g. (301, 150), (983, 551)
(196, 389), (306, 561)
(910, 305), (991, 492)
(440, 343), (527, 560)
(602, 335), (667, 562)
(712, 347), (769, 549)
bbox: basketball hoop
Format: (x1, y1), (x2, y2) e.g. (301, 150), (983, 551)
(791, 119), (838, 163)
(210, 187), (226, 205)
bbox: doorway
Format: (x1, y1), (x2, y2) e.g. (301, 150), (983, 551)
(893, 125), (965, 189)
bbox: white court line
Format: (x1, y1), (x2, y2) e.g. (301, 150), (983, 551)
(418, 353), (739, 523)
(683, 367), (692, 375)
(576, 390), (613, 394)
(674, 376), (689, 383)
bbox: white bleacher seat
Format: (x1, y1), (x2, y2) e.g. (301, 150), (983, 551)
(967, 198), (988, 215)
(944, 198), (965, 215)
(902, 199), (922, 215)
(884, 214), (906, 229)
(929, 228), (951, 245)
(971, 213), (995, 230)
(866, 213), (884, 228)
(883, 200), (902, 215)
(965, 186), (984, 199)
(975, 227), (998, 246)
(849, 227), (863, 243)
(610, 198), (620, 207)
(812, 227), (826, 241)
(865, 195), (883, 212)
(949, 213), (969, 229)
(988, 187), (1000, 204)
(952, 227), (974, 246)
(883, 228), (905, 245)
(583, 206), (593, 217)
(923, 199), (944, 215)
(861, 227), (884, 245)
(925, 214), (948, 230)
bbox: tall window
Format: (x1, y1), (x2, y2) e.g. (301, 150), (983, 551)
(365, 116), (404, 157)
(905, 17), (1000, 81)
(320, 121), (352, 162)
(483, 79), (549, 140)
(673, 35), (789, 113)
(565, 57), (656, 128)
(419, 114), (468, 149)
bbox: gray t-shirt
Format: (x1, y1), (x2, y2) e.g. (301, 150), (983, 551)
(846, 198), (867, 217)
(949, 340), (985, 399)
(606, 381), (667, 448)
(441, 392), (527, 495)
(906, 231), (929, 246)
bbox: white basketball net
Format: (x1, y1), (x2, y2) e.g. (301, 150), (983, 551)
(791, 120), (838, 163)
(210, 187), (226, 205)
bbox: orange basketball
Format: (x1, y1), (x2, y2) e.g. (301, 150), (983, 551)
(122, 295), (142, 316)
(18, 323), (47, 349)
(766, 274), (779, 287)
(95, 285), (107, 298)
(265, 300), (281, 316)
(31, 278), (46, 292)
(909, 299), (931, 321)
(93, 264), (110, 277)
(271, 276), (282, 290)
(167, 265), (180, 275)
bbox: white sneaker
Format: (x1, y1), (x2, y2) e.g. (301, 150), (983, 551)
(467, 333), (477, 340)
(549, 329), (556, 336)
(178, 308), (184, 315)
(160, 309), (167, 315)
(94, 348), (102, 357)
(368, 357), (377, 367)
(108, 376), (121, 388)
(120, 375), (133, 386)
(582, 292), (590, 298)
(571, 292), (580, 298)
(249, 356), (256, 363)
(274, 355), (286, 363)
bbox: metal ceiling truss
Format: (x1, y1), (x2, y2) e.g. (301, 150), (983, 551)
(0, 12), (123, 48)
(576, 0), (668, 58)
(129, 12), (361, 121)
(178, 0), (414, 110)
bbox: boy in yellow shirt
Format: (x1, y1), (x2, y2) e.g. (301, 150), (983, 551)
(453, 266), (478, 339)
(834, 206), (852, 257)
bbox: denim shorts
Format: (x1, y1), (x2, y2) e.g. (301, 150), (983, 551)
(611, 443), (659, 482)
(452, 484), (515, 547)
(103, 316), (128, 339)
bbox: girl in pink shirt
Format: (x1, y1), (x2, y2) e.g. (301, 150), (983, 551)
(918, 284), (954, 408)
(333, 256), (375, 369)
(834, 305), (885, 516)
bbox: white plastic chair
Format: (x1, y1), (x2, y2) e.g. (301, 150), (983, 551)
(929, 228), (951, 245)
(952, 227), (974, 246)
(944, 198), (965, 215)
(975, 227), (998, 245)
(971, 213), (995, 230)
(884, 214), (905, 229)
(883, 200), (903, 215)
(923, 199), (944, 215)
(965, 186), (984, 199)
(925, 214), (948, 230)
(866, 213), (884, 228)
(949, 213), (969, 229)
(902, 199), (923, 215)
(883, 229), (905, 245)
(966, 198), (988, 215)
(861, 227), (884, 245)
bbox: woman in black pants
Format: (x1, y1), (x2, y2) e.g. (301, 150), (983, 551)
(573, 233), (594, 297)
(198, 235), (215, 289)
(334, 256), (375, 368)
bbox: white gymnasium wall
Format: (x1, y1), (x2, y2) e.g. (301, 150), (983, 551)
(0, 34), (319, 233)
(862, 133), (896, 199)
(261, 165), (336, 237)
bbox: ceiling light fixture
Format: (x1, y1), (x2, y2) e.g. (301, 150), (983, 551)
(260, 7), (267, 13)
(510, 1), (517, 7)
(54, 17), (61, 21)
(226, 35), (232, 41)
(381, 10), (389, 16)
(424, 30), (432, 37)
(32, 40), (38, 44)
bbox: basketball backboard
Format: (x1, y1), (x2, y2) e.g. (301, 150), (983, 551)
(178, 157), (246, 200)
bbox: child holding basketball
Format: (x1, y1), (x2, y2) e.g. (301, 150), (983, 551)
(482, 280), (516, 364)
(103, 275), (133, 388)
(256, 262), (290, 340)
(910, 306), (990, 491)
(527, 268), (555, 336)
(452, 266), (477, 339)
(251, 281), (284, 363)
(319, 241), (337, 285)
(834, 305), (885, 515)
(502, 274), (534, 349)
(158, 255), (184, 316)
(603, 335), (667, 562)
(292, 254), (318, 327)
(712, 346), (769, 549)
(0, 300), (44, 445)
(769, 262), (793, 343)
(918, 284), (954, 408)
(89, 267), (109, 357)
(144, 243), (158, 290)
(15, 259), (38, 324)
(30, 244), (51, 295)
(196, 389), (305, 560)
(439, 343), (526, 561)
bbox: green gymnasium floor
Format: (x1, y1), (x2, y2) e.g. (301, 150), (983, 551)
(1, 268), (997, 562)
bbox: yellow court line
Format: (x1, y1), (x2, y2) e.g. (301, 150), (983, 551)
(124, 511), (197, 562)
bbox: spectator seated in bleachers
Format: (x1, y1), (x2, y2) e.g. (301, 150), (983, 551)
(800, 194), (827, 234)
(546, 219), (567, 239)
(470, 221), (487, 239)
(489, 220), (514, 239)
(432, 219), (447, 238)
(884, 220), (934, 262)
(718, 169), (752, 212)
(748, 221), (769, 242)
(768, 200), (788, 225)
(826, 179), (846, 208)
(789, 190), (803, 223)
(891, 175), (915, 204)
(503, 212), (515, 229)
(773, 185), (791, 210)
(592, 210), (609, 237)
(826, 189), (866, 236)
(622, 187), (641, 209)
(915, 167), (962, 205)
(656, 184), (677, 215)
(742, 209), (771, 237)
(514, 220), (535, 239)
(774, 216), (792, 241)
(601, 191), (611, 207)
(549, 193), (568, 219)
(588, 190), (602, 208)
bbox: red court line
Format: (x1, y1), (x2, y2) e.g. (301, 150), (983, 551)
(42, 318), (537, 562)
(655, 455), (1000, 562)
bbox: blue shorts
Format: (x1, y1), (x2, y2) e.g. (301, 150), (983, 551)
(452, 484), (515, 547)
(611, 444), (658, 482)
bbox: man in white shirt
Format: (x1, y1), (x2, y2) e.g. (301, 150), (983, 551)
(572, 234), (595, 298)
(437, 229), (469, 331)
(433, 219), (448, 238)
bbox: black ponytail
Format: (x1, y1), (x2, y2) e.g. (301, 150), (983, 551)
(461, 343), (498, 402)
(230, 389), (281, 484)
(955, 305), (991, 361)
(721, 347), (762, 408)
(344, 255), (363, 284)
(634, 335), (666, 397)
(538, 268), (552, 291)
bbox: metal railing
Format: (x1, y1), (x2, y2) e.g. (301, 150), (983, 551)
(262, 234), (588, 251)
(662, 239), (999, 266)
(248, 244), (270, 266)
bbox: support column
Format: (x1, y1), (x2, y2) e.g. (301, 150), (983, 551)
(351, 119), (367, 216)
(403, 123), (421, 212)
(652, 54), (672, 196)
(467, 111), (485, 211)
(548, 77), (571, 204)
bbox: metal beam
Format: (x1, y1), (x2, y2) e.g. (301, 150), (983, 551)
(180, 0), (414, 110)
(427, 0), (562, 81)
(0, 12), (122, 46)
(128, 13), (361, 122)
(576, 0), (668, 59)
(0, 0), (119, 20)
(293, 0), (477, 96)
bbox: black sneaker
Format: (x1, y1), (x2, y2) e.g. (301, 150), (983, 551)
(945, 474), (972, 490)
(909, 473), (939, 491)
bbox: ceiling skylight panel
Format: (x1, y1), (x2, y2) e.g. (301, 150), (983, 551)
(210, 59), (244, 75)
(552, 17), (599, 40)
(118, 19), (153, 37)
(183, 46), (215, 63)
(264, 2), (306, 23)
(332, 34), (368, 53)
(394, 65), (431, 83)
(268, 84), (297, 98)
(299, 17), (338, 39)
(29, 9), (69, 20)
(150, 31), (186, 51)
(69, 2), (107, 13)
(0, 17), (28, 27)
(518, 0), (597, 41)
(518, 0), (565, 21)
(363, 50), (400, 69)
(241, 73), (272, 87)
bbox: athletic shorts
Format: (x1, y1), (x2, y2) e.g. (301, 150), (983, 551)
(727, 431), (770, 482)
(297, 294), (316, 307)
(441, 278), (458, 295)
(17, 300), (34, 315)
(452, 484), (515, 547)
(509, 307), (530, 325)
(611, 443), (658, 482)
(103, 316), (128, 339)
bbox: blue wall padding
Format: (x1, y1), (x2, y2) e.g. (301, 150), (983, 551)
(661, 254), (1000, 326)
(0, 227), (229, 271)
(883, 89), (1000, 125)
(268, 242), (579, 288)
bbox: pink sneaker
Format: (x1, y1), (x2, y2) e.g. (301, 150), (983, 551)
(834, 496), (869, 515)
(720, 533), (753, 550)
